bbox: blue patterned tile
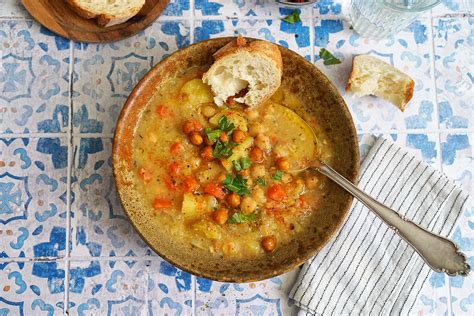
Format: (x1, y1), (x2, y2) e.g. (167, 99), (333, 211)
(0, 21), (70, 134)
(195, 0), (312, 19)
(194, 19), (311, 60)
(196, 269), (298, 315)
(162, 0), (191, 17)
(0, 137), (67, 259)
(70, 138), (154, 258)
(433, 18), (473, 129)
(72, 21), (190, 134)
(313, 0), (343, 16)
(67, 259), (193, 315)
(0, 261), (65, 315)
(0, 0), (28, 18)
(312, 18), (435, 132)
(432, 0), (473, 16)
(438, 133), (473, 315)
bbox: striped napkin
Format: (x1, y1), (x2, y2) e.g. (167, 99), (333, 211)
(289, 137), (470, 315)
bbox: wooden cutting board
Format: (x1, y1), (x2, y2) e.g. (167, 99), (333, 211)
(22, 0), (170, 43)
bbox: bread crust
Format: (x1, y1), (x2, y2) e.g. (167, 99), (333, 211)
(66, 0), (143, 27)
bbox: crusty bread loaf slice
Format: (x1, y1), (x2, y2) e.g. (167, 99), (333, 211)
(67, 0), (145, 27)
(203, 36), (283, 107)
(346, 55), (414, 111)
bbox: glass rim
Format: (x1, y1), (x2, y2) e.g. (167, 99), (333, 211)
(380, 0), (442, 13)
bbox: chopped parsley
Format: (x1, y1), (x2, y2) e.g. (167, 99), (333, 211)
(282, 10), (301, 24)
(223, 174), (250, 196)
(204, 128), (221, 142)
(319, 48), (341, 66)
(272, 170), (284, 181)
(218, 116), (235, 133)
(232, 157), (251, 171)
(227, 212), (257, 224)
(213, 140), (236, 159)
(256, 177), (266, 186)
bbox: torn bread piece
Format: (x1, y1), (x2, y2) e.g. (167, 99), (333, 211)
(346, 55), (415, 111)
(203, 36), (283, 107)
(67, 0), (145, 27)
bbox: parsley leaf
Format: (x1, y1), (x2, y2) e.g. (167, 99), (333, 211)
(232, 160), (242, 171)
(232, 157), (252, 171)
(204, 128), (221, 142)
(319, 48), (341, 66)
(227, 212), (257, 224)
(240, 157), (251, 169)
(256, 177), (266, 186)
(282, 10), (301, 24)
(272, 170), (284, 181)
(213, 140), (236, 159)
(223, 174), (250, 196)
(218, 116), (235, 133)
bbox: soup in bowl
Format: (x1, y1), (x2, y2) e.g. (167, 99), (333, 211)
(113, 38), (359, 282)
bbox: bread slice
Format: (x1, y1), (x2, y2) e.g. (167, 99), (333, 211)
(346, 55), (414, 111)
(67, 0), (145, 27)
(203, 36), (283, 107)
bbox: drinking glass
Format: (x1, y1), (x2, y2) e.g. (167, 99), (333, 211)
(348, 0), (441, 39)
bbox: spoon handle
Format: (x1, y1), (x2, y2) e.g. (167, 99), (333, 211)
(315, 161), (470, 276)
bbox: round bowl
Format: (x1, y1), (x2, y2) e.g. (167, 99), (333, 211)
(113, 37), (359, 282)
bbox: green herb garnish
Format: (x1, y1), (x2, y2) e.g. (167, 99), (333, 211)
(256, 177), (266, 186)
(213, 140), (236, 159)
(319, 48), (341, 66)
(204, 128), (221, 142)
(223, 174), (250, 196)
(272, 170), (284, 181)
(232, 157), (251, 171)
(218, 116), (235, 133)
(282, 10), (301, 24)
(227, 212), (257, 224)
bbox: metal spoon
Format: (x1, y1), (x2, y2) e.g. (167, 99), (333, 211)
(277, 104), (470, 276)
(312, 160), (470, 276)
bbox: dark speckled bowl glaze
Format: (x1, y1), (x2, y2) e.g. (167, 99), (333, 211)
(113, 37), (359, 282)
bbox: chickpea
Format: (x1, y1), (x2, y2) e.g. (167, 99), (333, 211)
(232, 129), (246, 143)
(246, 110), (259, 120)
(249, 123), (266, 136)
(251, 165), (266, 178)
(202, 105), (217, 118)
(204, 135), (214, 146)
(182, 120), (202, 134)
(255, 134), (271, 152)
(189, 131), (203, 145)
(276, 157), (290, 171)
(252, 187), (266, 204)
(212, 209), (229, 225)
(219, 132), (229, 142)
(222, 241), (238, 256)
(249, 146), (264, 163)
(281, 173), (293, 184)
(261, 236), (277, 252)
(305, 174), (320, 189)
(241, 196), (257, 214)
(226, 193), (241, 208)
(200, 146), (214, 160)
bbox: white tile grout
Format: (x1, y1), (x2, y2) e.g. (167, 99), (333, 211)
(309, 5), (315, 63)
(62, 38), (75, 316)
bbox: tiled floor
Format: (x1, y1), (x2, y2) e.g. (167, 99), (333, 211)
(0, 0), (472, 315)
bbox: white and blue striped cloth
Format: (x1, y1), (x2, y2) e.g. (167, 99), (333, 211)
(290, 137), (470, 315)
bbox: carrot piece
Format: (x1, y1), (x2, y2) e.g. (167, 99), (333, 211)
(163, 175), (177, 191)
(170, 142), (182, 154)
(153, 197), (172, 210)
(157, 105), (167, 118)
(137, 167), (152, 183)
(168, 162), (180, 176)
(267, 184), (287, 202)
(183, 176), (199, 193)
(204, 183), (226, 200)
